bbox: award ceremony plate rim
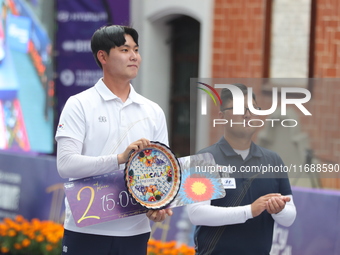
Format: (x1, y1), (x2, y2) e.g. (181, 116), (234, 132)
(124, 141), (181, 209)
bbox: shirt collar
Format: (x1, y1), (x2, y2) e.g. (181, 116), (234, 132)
(94, 78), (144, 104)
(217, 136), (263, 158)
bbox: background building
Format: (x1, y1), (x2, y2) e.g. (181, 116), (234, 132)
(131, 0), (340, 189)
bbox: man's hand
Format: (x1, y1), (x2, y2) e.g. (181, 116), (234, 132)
(266, 195), (291, 214)
(251, 193), (281, 217)
(117, 138), (150, 164)
(146, 208), (173, 222)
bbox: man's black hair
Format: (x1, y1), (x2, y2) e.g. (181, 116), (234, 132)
(91, 25), (139, 69)
(220, 83), (256, 111)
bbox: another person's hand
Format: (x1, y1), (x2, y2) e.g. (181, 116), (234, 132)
(117, 138), (150, 164)
(146, 208), (173, 222)
(251, 193), (281, 217)
(266, 195), (291, 214)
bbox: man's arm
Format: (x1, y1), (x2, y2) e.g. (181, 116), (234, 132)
(187, 200), (252, 226)
(187, 194), (282, 226)
(266, 155), (296, 227)
(57, 137), (118, 179)
(57, 137), (151, 179)
(267, 195), (296, 227)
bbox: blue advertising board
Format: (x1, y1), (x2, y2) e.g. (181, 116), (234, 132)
(55, 0), (130, 115)
(271, 186), (340, 255)
(12, 0), (51, 57)
(0, 151), (65, 223)
(6, 13), (31, 53)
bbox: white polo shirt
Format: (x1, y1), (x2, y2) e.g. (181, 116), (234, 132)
(55, 78), (168, 236)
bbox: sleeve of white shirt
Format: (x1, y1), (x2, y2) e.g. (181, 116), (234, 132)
(187, 200), (253, 226)
(271, 195), (296, 227)
(56, 137), (119, 179)
(187, 195), (296, 227)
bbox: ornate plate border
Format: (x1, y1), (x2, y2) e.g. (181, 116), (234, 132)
(124, 141), (181, 209)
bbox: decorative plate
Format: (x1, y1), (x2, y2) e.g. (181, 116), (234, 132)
(124, 141), (181, 209)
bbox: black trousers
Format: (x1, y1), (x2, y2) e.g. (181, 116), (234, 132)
(61, 229), (150, 255)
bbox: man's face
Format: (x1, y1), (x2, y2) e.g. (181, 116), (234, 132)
(102, 34), (141, 81)
(219, 95), (260, 139)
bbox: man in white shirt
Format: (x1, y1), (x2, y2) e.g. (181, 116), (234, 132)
(56, 25), (172, 255)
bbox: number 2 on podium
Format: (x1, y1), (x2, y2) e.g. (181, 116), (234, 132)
(77, 186), (101, 223)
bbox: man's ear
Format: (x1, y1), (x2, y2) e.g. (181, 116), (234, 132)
(218, 110), (224, 119)
(97, 50), (106, 65)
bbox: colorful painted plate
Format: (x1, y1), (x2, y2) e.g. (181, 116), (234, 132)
(124, 141), (181, 209)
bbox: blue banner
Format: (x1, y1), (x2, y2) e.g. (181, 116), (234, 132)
(12, 0), (51, 57)
(6, 14), (31, 53)
(55, 0), (130, 114)
(271, 186), (340, 255)
(0, 151), (65, 223)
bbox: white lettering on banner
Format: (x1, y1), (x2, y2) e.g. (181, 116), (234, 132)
(71, 12), (107, 22)
(8, 24), (29, 43)
(60, 69), (75, 87)
(0, 184), (20, 210)
(0, 171), (21, 184)
(75, 70), (102, 86)
(61, 69), (102, 87)
(271, 222), (292, 255)
(57, 11), (108, 22)
(62, 40), (91, 52)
